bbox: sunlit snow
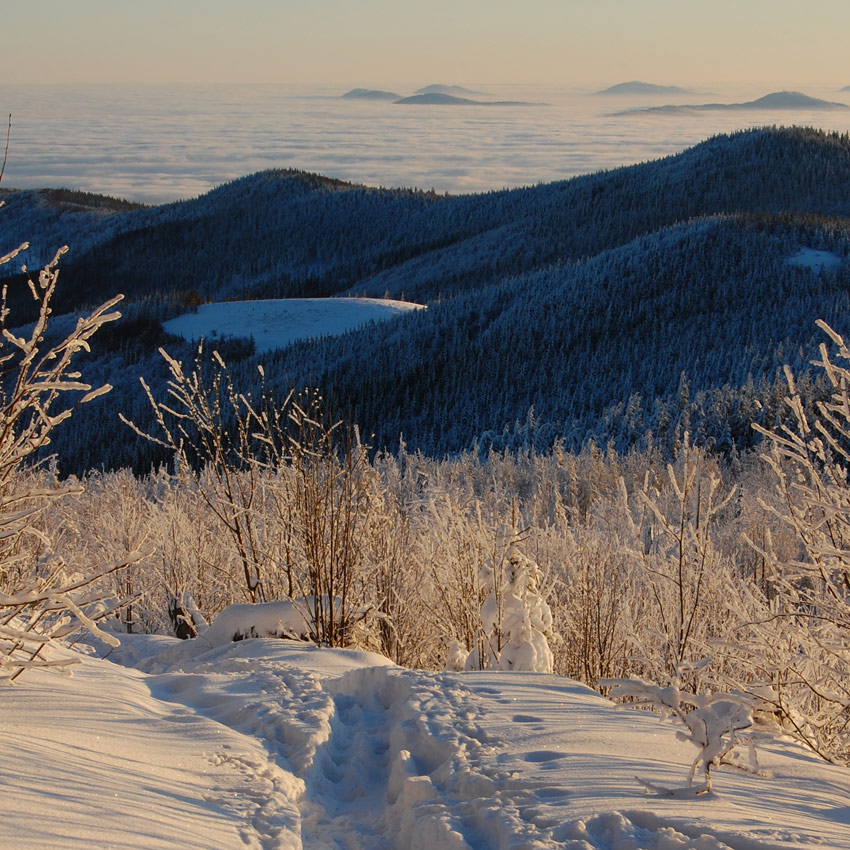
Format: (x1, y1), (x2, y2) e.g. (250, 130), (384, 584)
(162, 297), (425, 354)
(3, 636), (850, 849)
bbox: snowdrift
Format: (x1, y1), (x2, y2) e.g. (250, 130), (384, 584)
(3, 636), (850, 849)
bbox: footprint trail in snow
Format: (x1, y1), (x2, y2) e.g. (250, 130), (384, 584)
(107, 637), (849, 850)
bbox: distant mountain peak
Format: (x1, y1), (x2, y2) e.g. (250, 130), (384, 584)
(396, 93), (479, 105)
(341, 88), (401, 100)
(748, 90), (848, 109)
(395, 93), (538, 107)
(414, 84), (486, 97)
(616, 90), (850, 115)
(595, 81), (694, 95)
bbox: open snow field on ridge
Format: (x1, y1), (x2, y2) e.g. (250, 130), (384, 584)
(3, 636), (850, 850)
(162, 297), (426, 354)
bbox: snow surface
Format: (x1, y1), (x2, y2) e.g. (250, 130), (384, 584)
(162, 298), (426, 354)
(786, 247), (844, 272)
(4, 635), (850, 849)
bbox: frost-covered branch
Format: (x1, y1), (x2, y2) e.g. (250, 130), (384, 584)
(0, 201), (140, 678)
(739, 320), (850, 764)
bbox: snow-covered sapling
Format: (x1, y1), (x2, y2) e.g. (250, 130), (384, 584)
(602, 663), (766, 794)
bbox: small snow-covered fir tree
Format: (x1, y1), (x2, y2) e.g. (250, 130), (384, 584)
(443, 638), (469, 672)
(466, 532), (556, 673)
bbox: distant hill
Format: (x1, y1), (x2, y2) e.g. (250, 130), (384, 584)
(841, 85), (850, 93)
(395, 93), (481, 105)
(595, 81), (693, 95)
(5, 126), (850, 472)
(341, 89), (401, 100)
(747, 91), (848, 109)
(619, 90), (849, 114)
(395, 93), (536, 106)
(414, 84), (485, 96)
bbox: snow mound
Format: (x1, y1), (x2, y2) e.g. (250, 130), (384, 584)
(204, 600), (315, 644)
(162, 297), (425, 354)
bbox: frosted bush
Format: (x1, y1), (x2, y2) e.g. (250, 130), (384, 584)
(0, 205), (145, 677)
(603, 665), (765, 793)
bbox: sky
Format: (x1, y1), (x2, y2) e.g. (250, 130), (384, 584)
(3, 0), (849, 90)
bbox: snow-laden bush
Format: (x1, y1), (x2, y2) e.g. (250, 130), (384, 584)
(0, 212), (145, 678)
(203, 600), (313, 645)
(603, 664), (766, 794)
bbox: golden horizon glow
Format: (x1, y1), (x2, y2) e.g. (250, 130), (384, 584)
(1, 1), (848, 90)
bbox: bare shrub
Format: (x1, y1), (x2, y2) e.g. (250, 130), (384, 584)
(122, 346), (279, 603)
(125, 351), (380, 646)
(554, 529), (639, 683)
(626, 441), (741, 688)
(279, 391), (379, 646)
(0, 223), (144, 677)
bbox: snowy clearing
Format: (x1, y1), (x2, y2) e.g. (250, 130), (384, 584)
(162, 298), (426, 354)
(786, 247), (843, 272)
(3, 636), (849, 850)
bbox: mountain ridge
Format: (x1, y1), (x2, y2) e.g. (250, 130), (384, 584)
(618, 90), (849, 114)
(6, 126), (850, 312)
(4, 126), (850, 471)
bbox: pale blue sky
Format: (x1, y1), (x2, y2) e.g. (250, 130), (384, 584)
(3, 0), (848, 88)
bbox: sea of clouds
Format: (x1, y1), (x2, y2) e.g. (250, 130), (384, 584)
(2, 82), (850, 204)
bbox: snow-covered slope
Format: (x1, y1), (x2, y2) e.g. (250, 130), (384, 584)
(3, 637), (849, 849)
(162, 297), (425, 354)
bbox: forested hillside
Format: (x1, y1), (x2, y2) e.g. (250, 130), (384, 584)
(254, 212), (850, 457)
(2, 126), (850, 472)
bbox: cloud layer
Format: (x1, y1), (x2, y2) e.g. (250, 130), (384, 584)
(2, 84), (849, 204)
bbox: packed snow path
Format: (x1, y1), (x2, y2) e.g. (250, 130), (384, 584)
(102, 637), (850, 850)
(5, 636), (850, 849)
(137, 641), (547, 849)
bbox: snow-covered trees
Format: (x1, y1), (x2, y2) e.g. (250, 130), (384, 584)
(10, 128), (850, 477)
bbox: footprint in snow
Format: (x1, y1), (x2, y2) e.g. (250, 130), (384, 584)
(524, 750), (567, 763)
